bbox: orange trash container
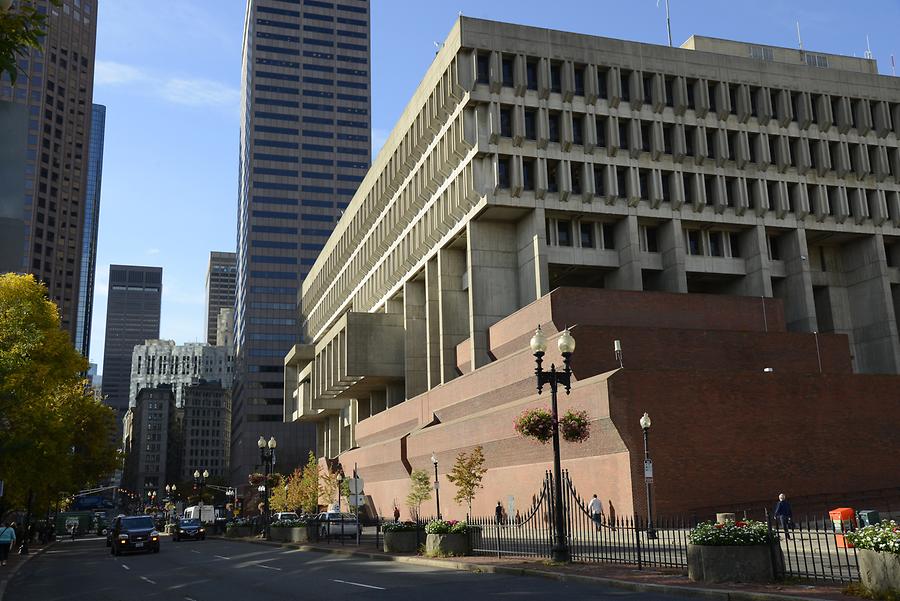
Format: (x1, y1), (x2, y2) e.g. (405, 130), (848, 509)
(829, 507), (856, 548)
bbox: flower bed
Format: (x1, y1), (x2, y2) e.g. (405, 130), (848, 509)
(382, 522), (423, 553)
(848, 521), (900, 595)
(269, 519), (318, 543)
(226, 519), (254, 538)
(425, 520), (470, 556)
(687, 520), (780, 583)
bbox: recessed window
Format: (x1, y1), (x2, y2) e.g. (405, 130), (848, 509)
(499, 107), (512, 137)
(580, 222), (595, 248)
(523, 159), (535, 191)
(640, 225), (659, 253)
(557, 220), (572, 246)
(550, 62), (562, 93)
(476, 53), (489, 84)
(571, 163), (583, 195)
(524, 109), (537, 140)
(572, 115), (583, 145)
(548, 112), (561, 143)
(497, 156), (511, 189)
(574, 65), (585, 96)
(526, 60), (538, 90)
(501, 56), (514, 87)
(685, 229), (702, 255)
(593, 165), (604, 196)
(547, 160), (560, 193)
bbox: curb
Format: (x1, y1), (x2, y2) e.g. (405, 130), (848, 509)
(0, 542), (56, 601)
(213, 537), (834, 601)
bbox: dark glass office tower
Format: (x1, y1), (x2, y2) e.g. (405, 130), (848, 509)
(205, 251), (237, 345)
(0, 1), (99, 341)
(231, 0), (371, 483)
(100, 265), (163, 435)
(74, 103), (105, 358)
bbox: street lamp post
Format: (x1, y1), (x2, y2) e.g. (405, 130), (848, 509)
(530, 325), (576, 563)
(431, 452), (441, 520)
(165, 484), (178, 523)
(257, 436), (277, 539)
(193, 469), (209, 500)
(640, 412), (657, 539)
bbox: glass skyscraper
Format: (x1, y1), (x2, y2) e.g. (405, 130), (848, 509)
(75, 103), (105, 358)
(231, 0), (371, 483)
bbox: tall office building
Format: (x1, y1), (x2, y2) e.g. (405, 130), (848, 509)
(75, 103), (106, 358)
(129, 339), (233, 408)
(101, 265), (163, 432)
(231, 0), (372, 484)
(0, 1), (99, 341)
(204, 251), (237, 345)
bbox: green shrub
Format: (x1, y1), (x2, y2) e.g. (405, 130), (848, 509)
(847, 520), (900, 554)
(382, 521), (422, 533)
(688, 520), (777, 546)
(425, 519), (469, 534)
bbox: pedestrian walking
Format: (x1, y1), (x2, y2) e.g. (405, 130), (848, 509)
(0, 522), (16, 566)
(608, 500), (617, 531)
(68, 522), (78, 541)
(588, 494), (604, 530)
(773, 493), (793, 539)
(393, 506), (400, 522)
(495, 501), (503, 525)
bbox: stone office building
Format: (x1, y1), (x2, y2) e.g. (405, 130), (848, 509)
(284, 18), (900, 517)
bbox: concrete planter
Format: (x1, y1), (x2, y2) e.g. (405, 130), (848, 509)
(226, 526), (254, 538)
(687, 543), (779, 583)
(425, 533), (470, 556)
(383, 530), (421, 553)
(858, 549), (900, 595)
(269, 526), (318, 543)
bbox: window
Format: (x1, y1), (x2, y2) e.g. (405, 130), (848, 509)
(616, 167), (627, 198)
(571, 163), (583, 194)
(499, 107), (512, 137)
(548, 112), (561, 143)
(550, 62), (561, 93)
(476, 53), (489, 84)
(556, 220), (572, 246)
(572, 115), (583, 145)
(805, 53), (829, 68)
(620, 69), (630, 101)
(501, 56), (514, 87)
(593, 165), (604, 196)
(580, 222), (594, 248)
(497, 156), (511, 189)
(596, 117), (606, 147)
(708, 231), (723, 257)
(574, 65), (585, 96)
(642, 73), (653, 106)
(524, 109), (537, 140)
(522, 159), (535, 191)
(601, 223), (615, 250)
(685, 229), (702, 255)
(640, 225), (659, 252)
(729, 233), (741, 258)
(749, 45), (774, 61)
(663, 124), (673, 154)
(526, 60), (538, 90)
(547, 160), (560, 193)
(597, 67), (608, 99)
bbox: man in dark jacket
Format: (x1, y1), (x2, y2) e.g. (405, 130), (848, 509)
(773, 493), (793, 539)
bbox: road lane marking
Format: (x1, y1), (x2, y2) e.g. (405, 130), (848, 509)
(191, 550), (201, 554)
(140, 576), (157, 585)
(256, 564), (282, 571)
(121, 564), (130, 570)
(185, 597), (198, 601)
(214, 555), (231, 560)
(332, 579), (386, 590)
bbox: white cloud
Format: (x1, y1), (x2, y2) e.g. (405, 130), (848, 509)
(160, 78), (240, 108)
(94, 60), (146, 85)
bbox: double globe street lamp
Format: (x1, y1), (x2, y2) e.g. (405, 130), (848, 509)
(257, 436), (277, 539)
(529, 325), (576, 563)
(640, 412), (657, 539)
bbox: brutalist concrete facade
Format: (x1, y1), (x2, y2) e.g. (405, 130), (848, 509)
(285, 18), (900, 515)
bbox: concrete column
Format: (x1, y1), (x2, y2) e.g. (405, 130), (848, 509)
(425, 258), (441, 389)
(404, 279), (427, 399)
(840, 234), (900, 373)
(467, 219), (519, 370)
(657, 218), (688, 292)
(726, 225), (772, 297)
(516, 207), (550, 307)
(778, 228), (818, 332)
(438, 248), (469, 382)
(606, 214), (643, 290)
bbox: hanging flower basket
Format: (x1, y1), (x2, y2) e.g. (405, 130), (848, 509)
(248, 472), (279, 486)
(514, 408), (591, 443)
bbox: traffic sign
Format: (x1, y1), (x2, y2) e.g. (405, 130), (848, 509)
(349, 494), (366, 506)
(644, 459), (654, 479)
(347, 477), (364, 495)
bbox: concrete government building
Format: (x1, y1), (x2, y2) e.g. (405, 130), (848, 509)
(285, 18), (900, 519)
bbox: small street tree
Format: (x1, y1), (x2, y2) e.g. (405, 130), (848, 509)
(298, 452), (321, 513)
(406, 469), (431, 521)
(320, 468), (339, 509)
(446, 445), (488, 517)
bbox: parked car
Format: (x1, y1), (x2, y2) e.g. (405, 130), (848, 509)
(316, 512), (359, 538)
(172, 518), (205, 542)
(110, 516), (160, 556)
(273, 512), (299, 522)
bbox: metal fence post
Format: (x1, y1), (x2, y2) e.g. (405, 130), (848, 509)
(496, 516), (502, 559)
(634, 515), (643, 570)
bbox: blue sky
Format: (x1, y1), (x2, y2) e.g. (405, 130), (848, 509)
(88, 0), (900, 370)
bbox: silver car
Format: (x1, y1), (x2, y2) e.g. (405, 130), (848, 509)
(316, 512), (359, 538)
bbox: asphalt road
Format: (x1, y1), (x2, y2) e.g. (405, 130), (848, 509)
(6, 536), (699, 600)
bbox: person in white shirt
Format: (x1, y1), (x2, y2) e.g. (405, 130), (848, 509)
(588, 494), (604, 530)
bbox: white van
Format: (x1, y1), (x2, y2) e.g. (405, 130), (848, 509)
(183, 505), (216, 524)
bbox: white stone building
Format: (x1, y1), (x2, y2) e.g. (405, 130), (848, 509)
(130, 340), (233, 408)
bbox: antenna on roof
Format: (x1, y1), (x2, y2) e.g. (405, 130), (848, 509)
(892, 54), (896, 76)
(864, 35), (874, 60)
(796, 21), (803, 51)
(657, 0), (673, 47)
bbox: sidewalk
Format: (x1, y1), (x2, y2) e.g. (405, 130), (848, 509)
(216, 535), (852, 601)
(0, 541), (55, 601)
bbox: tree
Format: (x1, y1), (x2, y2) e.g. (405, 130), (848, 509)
(320, 469), (338, 508)
(446, 445), (488, 517)
(269, 476), (289, 513)
(297, 452), (321, 513)
(0, 274), (119, 519)
(0, 1), (58, 86)
(406, 469), (431, 521)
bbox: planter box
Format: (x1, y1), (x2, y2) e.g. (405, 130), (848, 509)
(425, 532), (470, 557)
(858, 549), (900, 595)
(226, 526), (254, 538)
(688, 543), (780, 583)
(383, 530), (421, 553)
(269, 526), (318, 543)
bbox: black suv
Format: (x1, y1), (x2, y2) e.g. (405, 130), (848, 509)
(172, 518), (205, 542)
(110, 516), (160, 556)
